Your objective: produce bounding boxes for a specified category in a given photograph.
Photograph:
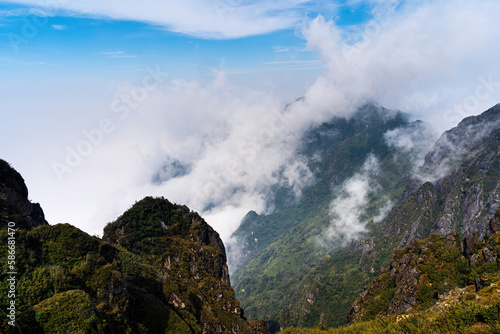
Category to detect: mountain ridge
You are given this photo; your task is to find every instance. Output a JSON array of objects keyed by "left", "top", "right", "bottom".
[
  {"left": 230, "top": 103, "right": 500, "bottom": 330},
  {"left": 0, "top": 160, "right": 268, "bottom": 333}
]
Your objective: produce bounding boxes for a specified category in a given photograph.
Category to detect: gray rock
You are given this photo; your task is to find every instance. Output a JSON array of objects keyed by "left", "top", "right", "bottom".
[
  {"left": 475, "top": 278, "right": 483, "bottom": 292},
  {"left": 483, "top": 248, "right": 497, "bottom": 263},
  {"left": 463, "top": 232, "right": 479, "bottom": 258}
]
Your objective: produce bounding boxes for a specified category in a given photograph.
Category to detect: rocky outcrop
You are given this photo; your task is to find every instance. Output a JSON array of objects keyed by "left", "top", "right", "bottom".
[
  {"left": 103, "top": 196, "right": 269, "bottom": 333},
  {"left": 348, "top": 207, "right": 500, "bottom": 325},
  {"left": 383, "top": 104, "right": 500, "bottom": 253},
  {"left": 386, "top": 250, "right": 421, "bottom": 316},
  {"left": 348, "top": 233, "right": 463, "bottom": 324},
  {"left": 463, "top": 231, "right": 480, "bottom": 257},
  {"left": 0, "top": 159, "right": 48, "bottom": 229}
]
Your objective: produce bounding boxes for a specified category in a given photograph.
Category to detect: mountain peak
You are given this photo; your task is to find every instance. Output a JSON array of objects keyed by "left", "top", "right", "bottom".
[
  {"left": 0, "top": 159, "right": 48, "bottom": 230},
  {"left": 103, "top": 196, "right": 226, "bottom": 261},
  {"left": 421, "top": 103, "right": 500, "bottom": 178}
]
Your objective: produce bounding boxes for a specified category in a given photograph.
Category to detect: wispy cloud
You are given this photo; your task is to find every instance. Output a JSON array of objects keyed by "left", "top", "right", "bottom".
[
  {"left": 262, "top": 60, "right": 320, "bottom": 65},
  {"left": 3, "top": 0, "right": 317, "bottom": 39},
  {"left": 316, "top": 155, "right": 392, "bottom": 249},
  {"left": 272, "top": 46, "right": 292, "bottom": 53},
  {"left": 0, "top": 7, "right": 36, "bottom": 17},
  {"left": 51, "top": 24, "right": 67, "bottom": 30},
  {"left": 0, "top": 57, "right": 53, "bottom": 66},
  {"left": 100, "top": 51, "right": 138, "bottom": 58}
]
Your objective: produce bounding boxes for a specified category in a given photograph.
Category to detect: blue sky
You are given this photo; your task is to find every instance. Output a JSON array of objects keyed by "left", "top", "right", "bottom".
[
  {"left": 1, "top": 0, "right": 500, "bottom": 241},
  {"left": 0, "top": 1, "right": 377, "bottom": 84}
]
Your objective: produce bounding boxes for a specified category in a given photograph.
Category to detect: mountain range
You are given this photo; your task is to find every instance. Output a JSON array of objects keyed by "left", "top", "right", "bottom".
[
  {"left": 0, "top": 159, "right": 267, "bottom": 333},
  {"left": 1, "top": 102, "right": 500, "bottom": 333},
  {"left": 230, "top": 102, "right": 500, "bottom": 331}
]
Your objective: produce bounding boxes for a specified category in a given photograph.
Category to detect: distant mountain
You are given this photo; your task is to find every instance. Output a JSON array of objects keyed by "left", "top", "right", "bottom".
[
  {"left": 230, "top": 103, "right": 500, "bottom": 330},
  {"left": 229, "top": 103, "right": 419, "bottom": 268},
  {"left": 230, "top": 103, "right": 436, "bottom": 329},
  {"left": 376, "top": 103, "right": 500, "bottom": 255},
  {"left": 0, "top": 160, "right": 268, "bottom": 333}
]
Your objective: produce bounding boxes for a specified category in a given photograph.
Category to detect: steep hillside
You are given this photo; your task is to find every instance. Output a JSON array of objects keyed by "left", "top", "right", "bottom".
[
  {"left": 282, "top": 223, "right": 500, "bottom": 334},
  {"left": 230, "top": 103, "right": 500, "bottom": 330},
  {"left": 230, "top": 104, "right": 415, "bottom": 268},
  {"left": 385, "top": 103, "right": 500, "bottom": 249},
  {"left": 0, "top": 161, "right": 267, "bottom": 333},
  {"left": 230, "top": 104, "right": 434, "bottom": 329}
]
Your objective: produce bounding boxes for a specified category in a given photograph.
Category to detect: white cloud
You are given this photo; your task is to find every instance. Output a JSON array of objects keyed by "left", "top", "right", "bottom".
[
  {"left": 384, "top": 120, "right": 438, "bottom": 173},
  {"left": 303, "top": 0, "right": 500, "bottom": 132},
  {"left": 100, "top": 51, "right": 138, "bottom": 58},
  {"left": 51, "top": 24, "right": 67, "bottom": 30},
  {"left": 5, "top": 0, "right": 314, "bottom": 39},
  {"left": 321, "top": 155, "right": 388, "bottom": 245}
]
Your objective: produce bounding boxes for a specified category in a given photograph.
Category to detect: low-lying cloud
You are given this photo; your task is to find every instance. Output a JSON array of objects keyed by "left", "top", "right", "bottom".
[
  {"left": 384, "top": 120, "right": 438, "bottom": 174},
  {"left": 320, "top": 155, "right": 390, "bottom": 246}
]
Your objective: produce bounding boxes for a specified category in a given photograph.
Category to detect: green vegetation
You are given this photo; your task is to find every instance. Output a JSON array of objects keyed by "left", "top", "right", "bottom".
[
  {"left": 0, "top": 197, "right": 266, "bottom": 333},
  {"left": 281, "top": 298, "right": 500, "bottom": 334},
  {"left": 232, "top": 106, "right": 418, "bottom": 327},
  {"left": 282, "top": 230, "right": 500, "bottom": 334},
  {"left": 233, "top": 104, "right": 500, "bottom": 330},
  {"left": 34, "top": 289, "right": 104, "bottom": 334}
]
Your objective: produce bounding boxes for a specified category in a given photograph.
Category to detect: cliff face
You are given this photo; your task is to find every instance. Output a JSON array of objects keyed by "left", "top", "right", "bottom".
[
  {"left": 0, "top": 159, "right": 47, "bottom": 229},
  {"left": 390, "top": 104, "right": 500, "bottom": 247},
  {"left": 102, "top": 197, "right": 267, "bottom": 333},
  {"left": 0, "top": 160, "right": 268, "bottom": 333},
  {"left": 348, "top": 209, "right": 500, "bottom": 324}
]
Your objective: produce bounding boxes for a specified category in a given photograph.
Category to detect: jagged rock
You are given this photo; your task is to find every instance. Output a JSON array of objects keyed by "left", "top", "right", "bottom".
[
  {"left": 168, "top": 292, "right": 186, "bottom": 309},
  {"left": 463, "top": 232, "right": 479, "bottom": 258},
  {"left": 102, "top": 197, "right": 268, "bottom": 333},
  {"left": 483, "top": 247, "right": 497, "bottom": 263},
  {"left": 445, "top": 234, "right": 459, "bottom": 248},
  {"left": 486, "top": 210, "right": 500, "bottom": 238},
  {"left": 0, "top": 159, "right": 48, "bottom": 230},
  {"left": 348, "top": 232, "right": 464, "bottom": 324},
  {"left": 359, "top": 238, "right": 376, "bottom": 265},
  {"left": 475, "top": 278, "right": 484, "bottom": 292},
  {"left": 388, "top": 265, "right": 420, "bottom": 316},
  {"left": 470, "top": 253, "right": 481, "bottom": 267}
]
